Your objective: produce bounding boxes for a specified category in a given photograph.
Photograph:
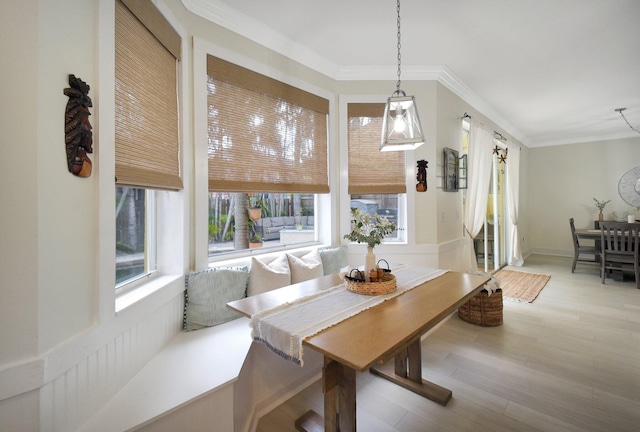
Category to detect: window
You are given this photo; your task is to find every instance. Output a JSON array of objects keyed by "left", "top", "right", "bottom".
[
  {"left": 347, "top": 103, "right": 406, "bottom": 242},
  {"left": 206, "top": 56, "right": 328, "bottom": 254},
  {"left": 116, "top": 187, "right": 156, "bottom": 285},
  {"left": 208, "top": 192, "right": 315, "bottom": 255},
  {"left": 115, "top": 0, "right": 181, "bottom": 286}
]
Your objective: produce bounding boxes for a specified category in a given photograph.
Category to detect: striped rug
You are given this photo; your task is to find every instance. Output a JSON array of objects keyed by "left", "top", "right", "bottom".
[{"left": 494, "top": 269, "right": 550, "bottom": 303}]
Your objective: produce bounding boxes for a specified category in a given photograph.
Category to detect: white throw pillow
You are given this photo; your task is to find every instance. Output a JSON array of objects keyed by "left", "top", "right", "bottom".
[
  {"left": 287, "top": 250, "right": 324, "bottom": 284},
  {"left": 248, "top": 255, "right": 291, "bottom": 296}
]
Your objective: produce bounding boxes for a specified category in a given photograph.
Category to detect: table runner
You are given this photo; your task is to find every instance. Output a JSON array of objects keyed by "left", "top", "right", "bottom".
[{"left": 250, "top": 265, "right": 447, "bottom": 366}]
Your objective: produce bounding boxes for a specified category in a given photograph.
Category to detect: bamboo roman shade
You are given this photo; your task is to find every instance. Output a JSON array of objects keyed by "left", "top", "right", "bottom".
[
  {"left": 206, "top": 55, "right": 329, "bottom": 193},
  {"left": 348, "top": 103, "right": 406, "bottom": 194},
  {"left": 115, "top": 0, "right": 182, "bottom": 190}
]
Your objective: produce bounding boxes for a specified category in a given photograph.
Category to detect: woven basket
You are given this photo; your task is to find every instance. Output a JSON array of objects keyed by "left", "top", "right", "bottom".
[
  {"left": 345, "top": 272, "right": 397, "bottom": 296},
  {"left": 458, "top": 288, "right": 503, "bottom": 327}
]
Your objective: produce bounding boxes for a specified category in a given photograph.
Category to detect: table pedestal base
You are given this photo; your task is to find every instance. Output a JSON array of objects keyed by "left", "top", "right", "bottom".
[
  {"left": 296, "top": 358, "right": 356, "bottom": 432},
  {"left": 369, "top": 339, "right": 452, "bottom": 406}
]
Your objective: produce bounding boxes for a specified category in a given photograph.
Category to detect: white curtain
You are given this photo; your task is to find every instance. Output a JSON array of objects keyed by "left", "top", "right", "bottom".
[
  {"left": 462, "top": 123, "right": 495, "bottom": 273},
  {"left": 506, "top": 143, "right": 523, "bottom": 265}
]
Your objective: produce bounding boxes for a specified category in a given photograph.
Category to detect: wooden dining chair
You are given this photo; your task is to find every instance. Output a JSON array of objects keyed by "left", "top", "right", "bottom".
[
  {"left": 569, "top": 218, "right": 598, "bottom": 273},
  {"left": 600, "top": 222, "right": 640, "bottom": 288}
]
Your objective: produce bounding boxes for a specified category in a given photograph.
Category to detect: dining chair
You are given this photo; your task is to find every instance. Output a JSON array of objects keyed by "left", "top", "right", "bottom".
[
  {"left": 600, "top": 222, "right": 640, "bottom": 288},
  {"left": 569, "top": 218, "right": 598, "bottom": 273}
]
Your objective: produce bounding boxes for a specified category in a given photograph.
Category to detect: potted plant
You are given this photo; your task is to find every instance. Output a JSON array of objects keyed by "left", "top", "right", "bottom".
[
  {"left": 344, "top": 208, "right": 397, "bottom": 281},
  {"left": 248, "top": 219, "right": 263, "bottom": 248},
  {"left": 249, "top": 233, "right": 263, "bottom": 248},
  {"left": 593, "top": 197, "right": 611, "bottom": 221},
  {"left": 247, "top": 195, "right": 265, "bottom": 221}
]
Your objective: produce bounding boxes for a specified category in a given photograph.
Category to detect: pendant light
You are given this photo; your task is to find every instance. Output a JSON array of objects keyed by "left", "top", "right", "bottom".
[{"left": 380, "top": 0, "right": 425, "bottom": 152}]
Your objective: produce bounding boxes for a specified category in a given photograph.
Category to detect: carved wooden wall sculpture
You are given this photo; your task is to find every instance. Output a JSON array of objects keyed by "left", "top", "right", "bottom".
[{"left": 64, "top": 74, "right": 93, "bottom": 177}]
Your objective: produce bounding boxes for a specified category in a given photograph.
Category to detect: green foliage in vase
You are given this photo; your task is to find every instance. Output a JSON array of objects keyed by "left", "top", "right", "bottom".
[{"left": 343, "top": 208, "right": 397, "bottom": 248}]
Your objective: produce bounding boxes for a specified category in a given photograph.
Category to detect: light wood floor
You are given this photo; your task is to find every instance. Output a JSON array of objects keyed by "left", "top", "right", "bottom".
[{"left": 257, "top": 255, "right": 640, "bottom": 432}]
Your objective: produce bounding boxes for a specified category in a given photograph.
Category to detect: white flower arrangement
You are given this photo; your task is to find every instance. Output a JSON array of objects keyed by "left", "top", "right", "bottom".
[{"left": 344, "top": 208, "right": 397, "bottom": 248}]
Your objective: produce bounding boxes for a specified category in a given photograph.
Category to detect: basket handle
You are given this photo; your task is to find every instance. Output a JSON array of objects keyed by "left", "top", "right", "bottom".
[
  {"left": 377, "top": 259, "right": 391, "bottom": 272},
  {"left": 347, "top": 268, "right": 365, "bottom": 282}
]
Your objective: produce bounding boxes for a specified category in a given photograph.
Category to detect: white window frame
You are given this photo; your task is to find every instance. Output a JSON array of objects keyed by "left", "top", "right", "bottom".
[
  {"left": 193, "top": 38, "right": 337, "bottom": 268},
  {"left": 340, "top": 95, "right": 410, "bottom": 248},
  {"left": 97, "top": 0, "right": 187, "bottom": 316}
]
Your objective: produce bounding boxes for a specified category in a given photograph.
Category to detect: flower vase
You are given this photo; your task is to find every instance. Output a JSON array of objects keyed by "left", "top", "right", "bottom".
[
  {"left": 598, "top": 211, "right": 603, "bottom": 222},
  {"left": 364, "top": 246, "right": 376, "bottom": 282}
]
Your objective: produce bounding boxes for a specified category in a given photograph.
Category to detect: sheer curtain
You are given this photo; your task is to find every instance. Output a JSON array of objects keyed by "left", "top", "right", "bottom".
[
  {"left": 506, "top": 143, "right": 523, "bottom": 265},
  {"left": 462, "top": 123, "right": 494, "bottom": 273}
]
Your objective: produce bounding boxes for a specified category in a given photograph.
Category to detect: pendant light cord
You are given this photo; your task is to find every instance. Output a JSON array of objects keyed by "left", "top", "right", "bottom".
[
  {"left": 616, "top": 108, "right": 640, "bottom": 134},
  {"left": 396, "top": 0, "right": 402, "bottom": 93}
]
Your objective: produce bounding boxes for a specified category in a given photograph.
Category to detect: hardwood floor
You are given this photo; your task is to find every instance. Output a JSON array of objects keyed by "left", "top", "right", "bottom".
[{"left": 257, "top": 255, "right": 640, "bottom": 432}]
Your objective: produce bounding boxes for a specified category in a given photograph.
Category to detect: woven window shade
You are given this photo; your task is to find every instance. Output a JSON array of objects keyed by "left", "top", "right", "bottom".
[
  {"left": 115, "top": 0, "right": 182, "bottom": 190},
  {"left": 206, "top": 56, "right": 329, "bottom": 193},
  {"left": 348, "top": 103, "right": 406, "bottom": 194}
]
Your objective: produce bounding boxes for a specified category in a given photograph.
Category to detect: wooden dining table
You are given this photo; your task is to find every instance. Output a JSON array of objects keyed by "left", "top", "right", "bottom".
[
  {"left": 228, "top": 268, "right": 490, "bottom": 432},
  {"left": 575, "top": 227, "right": 639, "bottom": 281}
]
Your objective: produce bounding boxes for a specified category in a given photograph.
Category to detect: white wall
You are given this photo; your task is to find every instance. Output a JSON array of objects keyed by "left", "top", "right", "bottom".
[{"left": 528, "top": 137, "right": 640, "bottom": 255}]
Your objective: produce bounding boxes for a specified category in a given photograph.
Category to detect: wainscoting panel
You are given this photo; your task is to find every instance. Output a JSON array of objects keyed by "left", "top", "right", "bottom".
[{"left": 39, "top": 295, "right": 184, "bottom": 432}]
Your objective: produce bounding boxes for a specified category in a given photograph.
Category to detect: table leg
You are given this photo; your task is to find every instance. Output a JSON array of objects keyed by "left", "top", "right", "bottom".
[
  {"left": 295, "top": 357, "right": 356, "bottom": 432},
  {"left": 370, "top": 339, "right": 452, "bottom": 406}
]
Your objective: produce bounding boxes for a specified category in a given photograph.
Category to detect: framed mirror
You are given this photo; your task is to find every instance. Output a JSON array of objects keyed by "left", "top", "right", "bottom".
[{"left": 443, "top": 147, "right": 459, "bottom": 192}]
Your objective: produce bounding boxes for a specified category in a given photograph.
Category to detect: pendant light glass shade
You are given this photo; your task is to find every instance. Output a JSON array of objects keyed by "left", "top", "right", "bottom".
[
  {"left": 380, "top": 90, "right": 425, "bottom": 152},
  {"left": 380, "top": 0, "right": 425, "bottom": 152}
]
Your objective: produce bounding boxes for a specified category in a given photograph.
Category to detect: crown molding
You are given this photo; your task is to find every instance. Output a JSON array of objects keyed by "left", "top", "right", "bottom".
[
  {"left": 181, "top": 0, "right": 340, "bottom": 78},
  {"left": 182, "top": 0, "right": 529, "bottom": 146},
  {"left": 527, "top": 131, "right": 640, "bottom": 148}
]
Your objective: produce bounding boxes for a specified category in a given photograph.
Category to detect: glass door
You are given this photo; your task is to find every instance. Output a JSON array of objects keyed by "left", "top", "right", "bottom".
[
  {"left": 461, "top": 122, "right": 507, "bottom": 272},
  {"left": 482, "top": 141, "right": 507, "bottom": 272}
]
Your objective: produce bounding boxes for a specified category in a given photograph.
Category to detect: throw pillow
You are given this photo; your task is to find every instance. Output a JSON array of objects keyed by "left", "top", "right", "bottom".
[
  {"left": 287, "top": 250, "right": 324, "bottom": 284},
  {"left": 183, "top": 266, "right": 249, "bottom": 332},
  {"left": 318, "top": 245, "right": 348, "bottom": 275},
  {"left": 247, "top": 255, "right": 291, "bottom": 296}
]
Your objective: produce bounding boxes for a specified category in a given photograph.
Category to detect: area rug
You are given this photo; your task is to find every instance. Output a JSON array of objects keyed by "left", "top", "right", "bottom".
[{"left": 494, "top": 269, "right": 550, "bottom": 303}]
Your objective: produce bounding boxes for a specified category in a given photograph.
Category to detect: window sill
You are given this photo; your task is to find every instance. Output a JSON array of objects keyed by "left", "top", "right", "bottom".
[{"left": 116, "top": 274, "right": 183, "bottom": 314}]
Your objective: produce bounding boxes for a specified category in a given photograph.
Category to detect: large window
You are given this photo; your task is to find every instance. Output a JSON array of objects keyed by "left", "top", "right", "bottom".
[
  {"left": 115, "top": 0, "right": 181, "bottom": 286},
  {"left": 206, "top": 56, "right": 328, "bottom": 255},
  {"left": 208, "top": 192, "right": 315, "bottom": 255},
  {"left": 347, "top": 103, "right": 406, "bottom": 242}
]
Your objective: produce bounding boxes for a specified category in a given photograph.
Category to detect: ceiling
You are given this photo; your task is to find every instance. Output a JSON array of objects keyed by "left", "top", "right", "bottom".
[{"left": 183, "top": 0, "right": 640, "bottom": 147}]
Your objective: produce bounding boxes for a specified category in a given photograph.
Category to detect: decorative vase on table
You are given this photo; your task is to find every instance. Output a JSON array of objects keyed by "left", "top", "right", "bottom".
[
  {"left": 598, "top": 211, "right": 603, "bottom": 222},
  {"left": 364, "top": 247, "right": 376, "bottom": 283}
]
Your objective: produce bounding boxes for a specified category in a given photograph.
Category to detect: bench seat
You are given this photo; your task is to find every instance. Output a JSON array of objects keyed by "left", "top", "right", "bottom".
[{"left": 77, "top": 317, "right": 252, "bottom": 432}]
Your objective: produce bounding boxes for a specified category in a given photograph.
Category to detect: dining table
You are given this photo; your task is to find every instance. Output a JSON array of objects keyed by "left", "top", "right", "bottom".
[
  {"left": 227, "top": 266, "right": 490, "bottom": 432},
  {"left": 575, "top": 226, "right": 640, "bottom": 282}
]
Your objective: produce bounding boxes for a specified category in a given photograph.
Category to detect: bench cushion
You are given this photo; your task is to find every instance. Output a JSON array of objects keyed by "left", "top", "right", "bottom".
[{"left": 184, "top": 266, "right": 249, "bottom": 331}]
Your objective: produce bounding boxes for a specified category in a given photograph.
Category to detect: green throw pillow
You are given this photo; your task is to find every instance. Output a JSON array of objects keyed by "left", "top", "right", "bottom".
[
  {"left": 183, "top": 266, "right": 249, "bottom": 331},
  {"left": 318, "top": 246, "right": 348, "bottom": 276}
]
